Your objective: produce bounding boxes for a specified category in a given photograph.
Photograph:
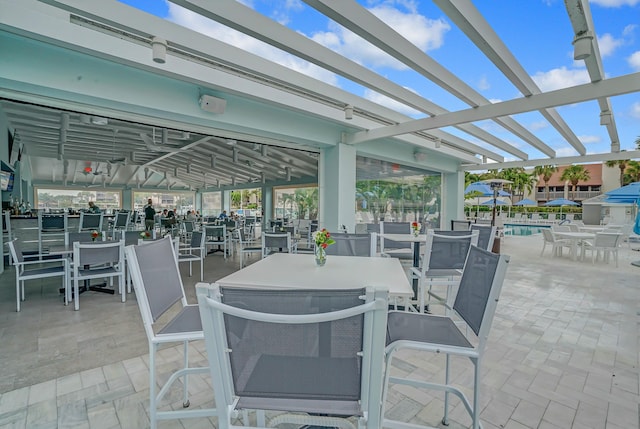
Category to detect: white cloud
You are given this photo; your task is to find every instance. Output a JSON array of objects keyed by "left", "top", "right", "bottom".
[
  {"left": 531, "top": 67, "right": 591, "bottom": 91},
  {"left": 590, "top": 0, "right": 640, "bottom": 6},
  {"left": 628, "top": 51, "right": 640, "bottom": 70},
  {"left": 630, "top": 102, "right": 640, "bottom": 118},
  {"left": 310, "top": 4, "right": 450, "bottom": 70},
  {"left": 477, "top": 75, "right": 490, "bottom": 91},
  {"left": 529, "top": 121, "right": 549, "bottom": 131},
  {"left": 622, "top": 24, "right": 637, "bottom": 37},
  {"left": 578, "top": 135, "right": 602, "bottom": 144},
  {"left": 597, "top": 33, "right": 624, "bottom": 57},
  {"left": 363, "top": 89, "right": 423, "bottom": 117},
  {"left": 556, "top": 147, "right": 580, "bottom": 157},
  {"left": 166, "top": 3, "right": 338, "bottom": 85}
]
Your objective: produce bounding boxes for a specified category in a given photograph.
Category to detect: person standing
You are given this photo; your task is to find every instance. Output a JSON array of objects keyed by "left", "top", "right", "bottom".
[{"left": 144, "top": 198, "right": 156, "bottom": 231}]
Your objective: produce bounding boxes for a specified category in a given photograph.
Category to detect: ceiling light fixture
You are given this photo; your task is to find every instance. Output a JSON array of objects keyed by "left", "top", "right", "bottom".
[
  {"left": 151, "top": 36, "right": 167, "bottom": 64},
  {"left": 344, "top": 104, "right": 354, "bottom": 120},
  {"left": 232, "top": 148, "right": 238, "bottom": 163},
  {"left": 162, "top": 128, "right": 169, "bottom": 145},
  {"left": 434, "top": 138, "right": 441, "bottom": 148},
  {"left": 261, "top": 145, "right": 268, "bottom": 157},
  {"left": 285, "top": 167, "right": 291, "bottom": 182},
  {"left": 572, "top": 30, "right": 593, "bottom": 60},
  {"left": 261, "top": 172, "right": 265, "bottom": 184},
  {"left": 186, "top": 163, "right": 192, "bottom": 174},
  {"left": 211, "top": 154, "right": 216, "bottom": 169}
]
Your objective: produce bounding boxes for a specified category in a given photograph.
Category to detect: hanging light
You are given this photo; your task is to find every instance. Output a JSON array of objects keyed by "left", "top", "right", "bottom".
[
  {"left": 232, "top": 148, "right": 238, "bottom": 163},
  {"left": 572, "top": 31, "right": 593, "bottom": 60},
  {"left": 344, "top": 104, "right": 354, "bottom": 120}
]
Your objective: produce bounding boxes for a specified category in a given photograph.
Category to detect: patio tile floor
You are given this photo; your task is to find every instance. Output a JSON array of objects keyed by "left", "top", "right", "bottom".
[{"left": 0, "top": 233, "right": 638, "bottom": 428}]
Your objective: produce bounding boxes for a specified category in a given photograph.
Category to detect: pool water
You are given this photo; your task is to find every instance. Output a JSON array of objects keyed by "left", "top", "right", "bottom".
[{"left": 504, "top": 224, "right": 550, "bottom": 236}]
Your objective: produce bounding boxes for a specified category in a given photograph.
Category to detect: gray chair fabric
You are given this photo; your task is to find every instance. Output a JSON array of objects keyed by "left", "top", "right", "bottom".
[
  {"left": 8, "top": 238, "right": 68, "bottom": 312},
  {"left": 124, "top": 236, "right": 214, "bottom": 428},
  {"left": 325, "top": 232, "right": 374, "bottom": 257},
  {"left": 175, "top": 231, "right": 206, "bottom": 281},
  {"left": 262, "top": 232, "right": 292, "bottom": 257},
  {"left": 236, "top": 228, "right": 262, "bottom": 268},
  {"left": 38, "top": 212, "right": 68, "bottom": 258},
  {"left": 379, "top": 222, "right": 412, "bottom": 260},
  {"left": 78, "top": 212, "right": 103, "bottom": 232},
  {"left": 384, "top": 245, "right": 509, "bottom": 429},
  {"left": 470, "top": 224, "right": 497, "bottom": 252},
  {"left": 205, "top": 225, "right": 229, "bottom": 258},
  {"left": 196, "top": 284, "right": 389, "bottom": 429}
]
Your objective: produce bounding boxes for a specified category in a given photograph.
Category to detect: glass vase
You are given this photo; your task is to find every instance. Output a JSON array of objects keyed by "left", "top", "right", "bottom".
[{"left": 315, "top": 246, "right": 327, "bottom": 266}]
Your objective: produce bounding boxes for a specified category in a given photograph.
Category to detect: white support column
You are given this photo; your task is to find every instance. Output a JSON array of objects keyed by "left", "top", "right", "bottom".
[
  {"left": 319, "top": 143, "right": 356, "bottom": 233},
  {"left": 441, "top": 171, "right": 465, "bottom": 230}
]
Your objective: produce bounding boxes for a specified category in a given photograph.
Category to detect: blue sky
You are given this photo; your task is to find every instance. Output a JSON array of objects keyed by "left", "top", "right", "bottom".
[{"left": 119, "top": 0, "right": 640, "bottom": 162}]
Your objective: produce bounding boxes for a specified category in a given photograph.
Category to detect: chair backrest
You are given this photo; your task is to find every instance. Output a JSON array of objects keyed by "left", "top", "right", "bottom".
[
  {"left": 196, "top": 284, "right": 388, "bottom": 422},
  {"left": 124, "top": 237, "right": 187, "bottom": 328},
  {"left": 262, "top": 232, "right": 291, "bottom": 256},
  {"left": 78, "top": 212, "right": 103, "bottom": 231},
  {"left": 567, "top": 223, "right": 580, "bottom": 232},
  {"left": 470, "top": 224, "right": 496, "bottom": 251},
  {"left": 114, "top": 211, "right": 130, "bottom": 228},
  {"left": 66, "top": 231, "right": 97, "bottom": 246},
  {"left": 451, "top": 220, "right": 471, "bottom": 231},
  {"left": 113, "top": 230, "right": 144, "bottom": 247},
  {"left": 182, "top": 220, "right": 195, "bottom": 233},
  {"left": 205, "top": 225, "right": 226, "bottom": 239},
  {"left": 552, "top": 224, "right": 571, "bottom": 232},
  {"left": 325, "top": 232, "right": 376, "bottom": 257},
  {"left": 7, "top": 238, "right": 24, "bottom": 264},
  {"left": 190, "top": 231, "right": 205, "bottom": 249},
  {"left": 594, "top": 232, "right": 621, "bottom": 248},
  {"left": 452, "top": 246, "right": 509, "bottom": 350},
  {"left": 274, "top": 225, "right": 295, "bottom": 236},
  {"left": 422, "top": 229, "right": 479, "bottom": 272},
  {"left": 39, "top": 212, "right": 67, "bottom": 232},
  {"left": 541, "top": 228, "right": 555, "bottom": 243},
  {"left": 380, "top": 221, "right": 411, "bottom": 249},
  {"left": 74, "top": 239, "right": 123, "bottom": 267}
]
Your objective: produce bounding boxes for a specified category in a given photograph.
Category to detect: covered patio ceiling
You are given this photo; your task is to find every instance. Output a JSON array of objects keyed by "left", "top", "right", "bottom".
[{"left": 1, "top": 0, "right": 640, "bottom": 191}]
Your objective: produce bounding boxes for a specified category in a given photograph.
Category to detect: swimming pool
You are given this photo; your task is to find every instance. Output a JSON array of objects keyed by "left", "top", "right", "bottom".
[{"left": 504, "top": 224, "right": 550, "bottom": 236}]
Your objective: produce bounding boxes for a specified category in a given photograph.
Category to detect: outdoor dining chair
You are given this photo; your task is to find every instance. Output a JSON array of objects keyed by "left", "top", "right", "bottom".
[
  {"left": 262, "top": 231, "right": 293, "bottom": 257},
  {"left": 540, "top": 228, "right": 571, "bottom": 257},
  {"left": 174, "top": 230, "right": 206, "bottom": 281},
  {"left": 411, "top": 229, "right": 478, "bottom": 313},
  {"left": 196, "top": 284, "right": 388, "bottom": 429},
  {"left": 235, "top": 228, "right": 262, "bottom": 268},
  {"left": 470, "top": 224, "right": 496, "bottom": 252},
  {"left": 78, "top": 212, "right": 103, "bottom": 232},
  {"left": 582, "top": 232, "right": 622, "bottom": 267},
  {"left": 7, "top": 238, "right": 69, "bottom": 312},
  {"left": 325, "top": 231, "right": 377, "bottom": 257},
  {"left": 383, "top": 245, "right": 510, "bottom": 429},
  {"left": 125, "top": 236, "right": 216, "bottom": 429},
  {"left": 38, "top": 211, "right": 67, "bottom": 259},
  {"left": 379, "top": 221, "right": 412, "bottom": 260},
  {"left": 205, "top": 224, "right": 229, "bottom": 258},
  {"left": 71, "top": 238, "right": 125, "bottom": 310}
]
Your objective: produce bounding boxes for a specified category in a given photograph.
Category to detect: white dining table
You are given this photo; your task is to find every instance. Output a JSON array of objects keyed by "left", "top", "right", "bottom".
[
  {"left": 552, "top": 231, "right": 595, "bottom": 261},
  {"left": 215, "top": 252, "right": 413, "bottom": 300}
]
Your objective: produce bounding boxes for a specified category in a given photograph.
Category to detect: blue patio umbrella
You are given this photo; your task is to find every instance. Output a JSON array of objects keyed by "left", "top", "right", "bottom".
[
  {"left": 544, "top": 198, "right": 579, "bottom": 207},
  {"left": 480, "top": 199, "right": 509, "bottom": 206},
  {"left": 514, "top": 198, "right": 537, "bottom": 206},
  {"left": 605, "top": 182, "right": 640, "bottom": 200},
  {"left": 635, "top": 199, "right": 640, "bottom": 236},
  {"left": 464, "top": 182, "right": 511, "bottom": 197}
]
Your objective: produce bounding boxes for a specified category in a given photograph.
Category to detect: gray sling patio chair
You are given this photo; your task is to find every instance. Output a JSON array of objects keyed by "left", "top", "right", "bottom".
[
  {"left": 379, "top": 221, "right": 412, "bottom": 260},
  {"left": 78, "top": 212, "right": 103, "bottom": 232},
  {"left": 71, "top": 238, "right": 125, "bottom": 310},
  {"left": 470, "top": 224, "right": 497, "bottom": 252},
  {"left": 235, "top": 228, "right": 263, "bottom": 268},
  {"left": 196, "top": 284, "right": 388, "bottom": 429},
  {"left": 124, "top": 236, "right": 216, "bottom": 429},
  {"left": 325, "top": 232, "right": 377, "bottom": 257},
  {"left": 7, "top": 238, "right": 69, "bottom": 312},
  {"left": 383, "top": 245, "right": 510, "bottom": 429},
  {"left": 174, "top": 230, "right": 206, "bottom": 281},
  {"left": 410, "top": 229, "right": 479, "bottom": 313},
  {"left": 262, "top": 231, "right": 293, "bottom": 257}
]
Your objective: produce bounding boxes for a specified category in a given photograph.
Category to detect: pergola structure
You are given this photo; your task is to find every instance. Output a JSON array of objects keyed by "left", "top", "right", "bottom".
[{"left": 1, "top": 0, "right": 639, "bottom": 230}]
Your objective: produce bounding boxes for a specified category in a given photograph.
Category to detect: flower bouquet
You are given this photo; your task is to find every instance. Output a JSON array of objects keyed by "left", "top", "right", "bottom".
[
  {"left": 312, "top": 228, "right": 335, "bottom": 266},
  {"left": 90, "top": 230, "right": 102, "bottom": 241},
  {"left": 411, "top": 221, "right": 421, "bottom": 237},
  {"left": 140, "top": 231, "right": 152, "bottom": 240}
]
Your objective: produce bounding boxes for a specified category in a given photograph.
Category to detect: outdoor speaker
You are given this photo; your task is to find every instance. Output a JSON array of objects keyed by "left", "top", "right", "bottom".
[{"left": 199, "top": 95, "right": 227, "bottom": 114}]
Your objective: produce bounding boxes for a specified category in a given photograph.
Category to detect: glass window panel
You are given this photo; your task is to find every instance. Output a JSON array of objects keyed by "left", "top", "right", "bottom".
[{"left": 35, "top": 187, "right": 122, "bottom": 213}]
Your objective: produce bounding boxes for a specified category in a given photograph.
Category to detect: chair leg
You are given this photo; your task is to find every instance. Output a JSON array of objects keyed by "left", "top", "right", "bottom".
[
  {"left": 472, "top": 358, "right": 480, "bottom": 429},
  {"left": 15, "top": 273, "right": 20, "bottom": 312},
  {"left": 150, "top": 342, "right": 157, "bottom": 429},
  {"left": 443, "top": 353, "right": 450, "bottom": 426},
  {"left": 74, "top": 278, "right": 80, "bottom": 311},
  {"left": 120, "top": 274, "right": 126, "bottom": 303},
  {"left": 182, "top": 341, "right": 190, "bottom": 408}
]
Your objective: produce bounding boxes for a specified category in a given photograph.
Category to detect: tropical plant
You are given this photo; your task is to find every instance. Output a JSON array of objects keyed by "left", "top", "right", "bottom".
[
  {"left": 533, "top": 165, "right": 558, "bottom": 201},
  {"left": 624, "top": 160, "right": 640, "bottom": 183},
  {"left": 605, "top": 155, "right": 629, "bottom": 187},
  {"left": 635, "top": 136, "right": 640, "bottom": 150},
  {"left": 560, "top": 165, "right": 590, "bottom": 200},
  {"left": 500, "top": 167, "right": 535, "bottom": 201}
]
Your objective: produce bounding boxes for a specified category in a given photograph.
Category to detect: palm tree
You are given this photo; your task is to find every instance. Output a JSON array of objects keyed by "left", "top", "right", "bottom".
[
  {"left": 533, "top": 165, "right": 558, "bottom": 201},
  {"left": 624, "top": 160, "right": 640, "bottom": 183},
  {"left": 605, "top": 156, "right": 629, "bottom": 187},
  {"left": 560, "top": 165, "right": 590, "bottom": 200},
  {"left": 635, "top": 136, "right": 640, "bottom": 150}
]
